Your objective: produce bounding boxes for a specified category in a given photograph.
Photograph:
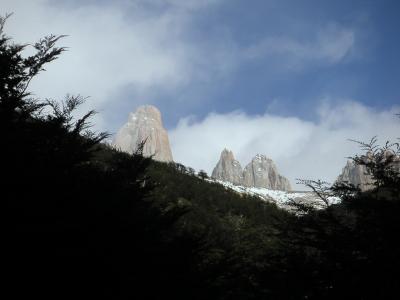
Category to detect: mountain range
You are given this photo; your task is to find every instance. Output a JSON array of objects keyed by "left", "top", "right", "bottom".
[
  {"left": 212, "top": 149, "right": 292, "bottom": 191},
  {"left": 113, "top": 105, "right": 387, "bottom": 193}
]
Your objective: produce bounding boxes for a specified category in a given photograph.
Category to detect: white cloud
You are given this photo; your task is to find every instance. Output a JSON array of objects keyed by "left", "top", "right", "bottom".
[
  {"left": 1, "top": 0, "right": 228, "bottom": 129},
  {"left": 4, "top": 0, "right": 191, "bottom": 93},
  {"left": 1, "top": 0, "right": 362, "bottom": 137},
  {"left": 244, "top": 24, "right": 355, "bottom": 69},
  {"left": 169, "top": 101, "right": 399, "bottom": 190},
  {"left": 2, "top": 1, "right": 357, "bottom": 115}
]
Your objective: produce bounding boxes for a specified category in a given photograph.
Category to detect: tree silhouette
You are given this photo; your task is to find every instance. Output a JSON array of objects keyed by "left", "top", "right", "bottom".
[
  {"left": 198, "top": 169, "right": 209, "bottom": 180},
  {"left": 1, "top": 15, "right": 190, "bottom": 299},
  {"left": 288, "top": 119, "right": 400, "bottom": 299}
]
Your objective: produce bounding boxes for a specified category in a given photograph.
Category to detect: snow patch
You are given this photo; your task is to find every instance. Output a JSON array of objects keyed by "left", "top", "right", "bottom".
[{"left": 207, "top": 179, "right": 340, "bottom": 211}]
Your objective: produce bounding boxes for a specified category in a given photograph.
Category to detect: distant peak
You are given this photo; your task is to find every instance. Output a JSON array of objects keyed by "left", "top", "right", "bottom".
[
  {"left": 212, "top": 148, "right": 243, "bottom": 185},
  {"left": 113, "top": 104, "right": 173, "bottom": 162},
  {"left": 130, "top": 105, "right": 162, "bottom": 125},
  {"left": 220, "top": 148, "right": 236, "bottom": 160},
  {"left": 253, "top": 154, "right": 271, "bottom": 161},
  {"left": 136, "top": 104, "right": 161, "bottom": 113},
  {"left": 222, "top": 148, "right": 233, "bottom": 154}
]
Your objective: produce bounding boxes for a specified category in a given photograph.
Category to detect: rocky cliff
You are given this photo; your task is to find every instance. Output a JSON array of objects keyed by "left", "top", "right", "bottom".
[
  {"left": 212, "top": 149, "right": 291, "bottom": 191},
  {"left": 336, "top": 160, "right": 374, "bottom": 191},
  {"left": 242, "top": 154, "right": 292, "bottom": 191},
  {"left": 336, "top": 150, "right": 400, "bottom": 191},
  {"left": 211, "top": 149, "right": 243, "bottom": 185},
  {"left": 113, "top": 105, "right": 173, "bottom": 162}
]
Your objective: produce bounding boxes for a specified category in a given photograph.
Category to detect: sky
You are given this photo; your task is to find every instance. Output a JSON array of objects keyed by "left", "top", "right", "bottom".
[{"left": 2, "top": 0, "right": 399, "bottom": 189}]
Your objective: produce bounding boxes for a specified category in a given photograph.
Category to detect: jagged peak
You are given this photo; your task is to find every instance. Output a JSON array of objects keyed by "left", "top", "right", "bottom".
[
  {"left": 113, "top": 104, "right": 173, "bottom": 162},
  {"left": 212, "top": 148, "right": 243, "bottom": 185},
  {"left": 221, "top": 148, "right": 229, "bottom": 152},
  {"left": 136, "top": 104, "right": 161, "bottom": 113},
  {"left": 213, "top": 148, "right": 291, "bottom": 191},
  {"left": 252, "top": 154, "right": 272, "bottom": 162},
  {"left": 221, "top": 148, "right": 233, "bottom": 154},
  {"left": 128, "top": 105, "right": 162, "bottom": 124},
  {"left": 219, "top": 148, "right": 238, "bottom": 161}
]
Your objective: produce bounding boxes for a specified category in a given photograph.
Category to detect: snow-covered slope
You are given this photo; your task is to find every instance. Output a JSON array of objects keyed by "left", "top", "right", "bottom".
[{"left": 209, "top": 179, "right": 340, "bottom": 211}]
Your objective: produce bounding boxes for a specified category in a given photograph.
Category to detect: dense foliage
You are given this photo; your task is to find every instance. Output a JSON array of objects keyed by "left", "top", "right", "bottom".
[{"left": 2, "top": 15, "right": 399, "bottom": 299}]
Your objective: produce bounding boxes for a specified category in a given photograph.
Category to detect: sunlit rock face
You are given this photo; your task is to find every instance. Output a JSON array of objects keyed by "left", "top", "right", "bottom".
[
  {"left": 336, "top": 150, "right": 400, "bottom": 192},
  {"left": 336, "top": 160, "right": 374, "bottom": 191},
  {"left": 212, "top": 150, "right": 291, "bottom": 191},
  {"left": 113, "top": 105, "right": 173, "bottom": 162},
  {"left": 243, "top": 154, "right": 292, "bottom": 191},
  {"left": 212, "top": 149, "right": 244, "bottom": 185}
]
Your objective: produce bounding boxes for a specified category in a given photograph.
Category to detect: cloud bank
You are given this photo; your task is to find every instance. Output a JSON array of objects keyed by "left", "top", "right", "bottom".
[
  {"left": 1, "top": 0, "right": 230, "bottom": 129},
  {"left": 169, "top": 101, "right": 399, "bottom": 190},
  {"left": 1, "top": 0, "right": 360, "bottom": 131}
]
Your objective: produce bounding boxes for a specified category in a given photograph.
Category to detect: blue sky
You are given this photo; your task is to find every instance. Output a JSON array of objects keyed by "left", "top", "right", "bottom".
[
  {"left": 97, "top": 0, "right": 400, "bottom": 128},
  {"left": 195, "top": 0, "right": 398, "bottom": 119},
  {"left": 2, "top": 0, "right": 399, "bottom": 187}
]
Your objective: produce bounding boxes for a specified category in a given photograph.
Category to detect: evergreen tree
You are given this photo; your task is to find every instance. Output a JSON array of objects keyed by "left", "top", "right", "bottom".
[
  {"left": 198, "top": 170, "right": 209, "bottom": 180},
  {"left": 1, "top": 14, "right": 190, "bottom": 299},
  {"left": 286, "top": 123, "right": 400, "bottom": 299}
]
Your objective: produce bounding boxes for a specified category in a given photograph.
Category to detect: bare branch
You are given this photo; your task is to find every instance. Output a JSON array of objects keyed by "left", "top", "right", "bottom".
[{"left": 0, "top": 13, "right": 13, "bottom": 34}]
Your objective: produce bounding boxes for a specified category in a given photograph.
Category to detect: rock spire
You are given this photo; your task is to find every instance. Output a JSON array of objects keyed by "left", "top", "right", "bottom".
[
  {"left": 242, "top": 154, "right": 292, "bottom": 191},
  {"left": 113, "top": 105, "right": 173, "bottom": 162},
  {"left": 211, "top": 149, "right": 243, "bottom": 185},
  {"left": 336, "top": 160, "right": 374, "bottom": 191},
  {"left": 336, "top": 150, "right": 400, "bottom": 191},
  {"left": 212, "top": 149, "right": 291, "bottom": 191}
]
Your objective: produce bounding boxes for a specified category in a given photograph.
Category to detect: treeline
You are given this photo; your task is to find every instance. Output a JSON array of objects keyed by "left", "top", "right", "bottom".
[{"left": 2, "top": 15, "right": 400, "bottom": 299}]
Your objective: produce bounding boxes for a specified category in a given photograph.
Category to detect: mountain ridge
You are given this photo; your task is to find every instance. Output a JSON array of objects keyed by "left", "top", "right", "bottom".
[{"left": 212, "top": 149, "right": 292, "bottom": 191}]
